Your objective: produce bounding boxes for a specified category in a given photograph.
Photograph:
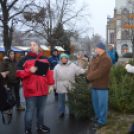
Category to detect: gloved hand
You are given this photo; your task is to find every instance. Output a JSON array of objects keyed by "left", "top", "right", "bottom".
[
  {"left": 49, "top": 86, "right": 54, "bottom": 94},
  {"left": 125, "top": 64, "right": 134, "bottom": 73},
  {"left": 125, "top": 64, "right": 132, "bottom": 70},
  {"left": 85, "top": 76, "right": 90, "bottom": 83}
]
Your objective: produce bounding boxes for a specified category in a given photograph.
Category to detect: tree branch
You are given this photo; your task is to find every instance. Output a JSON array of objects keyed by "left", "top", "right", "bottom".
[
  {"left": 7, "top": 0, "right": 18, "bottom": 12},
  {"left": 62, "top": 6, "right": 85, "bottom": 24},
  {"left": 8, "top": 4, "right": 30, "bottom": 20}
]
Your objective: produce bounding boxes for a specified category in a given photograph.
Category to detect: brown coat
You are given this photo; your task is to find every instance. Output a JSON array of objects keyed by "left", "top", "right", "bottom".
[{"left": 87, "top": 51, "right": 112, "bottom": 89}]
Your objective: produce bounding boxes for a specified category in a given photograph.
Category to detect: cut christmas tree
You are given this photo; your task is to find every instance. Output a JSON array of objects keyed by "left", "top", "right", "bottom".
[{"left": 65, "top": 75, "right": 94, "bottom": 117}]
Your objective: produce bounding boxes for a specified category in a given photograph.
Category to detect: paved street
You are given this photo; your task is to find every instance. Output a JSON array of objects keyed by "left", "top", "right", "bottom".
[{"left": 0, "top": 87, "right": 95, "bottom": 134}]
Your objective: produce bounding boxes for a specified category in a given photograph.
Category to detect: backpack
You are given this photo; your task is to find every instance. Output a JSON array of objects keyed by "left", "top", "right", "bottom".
[{"left": 0, "top": 87, "right": 16, "bottom": 125}]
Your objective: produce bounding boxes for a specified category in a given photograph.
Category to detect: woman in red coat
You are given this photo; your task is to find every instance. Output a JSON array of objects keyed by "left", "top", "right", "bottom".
[{"left": 17, "top": 38, "right": 55, "bottom": 134}]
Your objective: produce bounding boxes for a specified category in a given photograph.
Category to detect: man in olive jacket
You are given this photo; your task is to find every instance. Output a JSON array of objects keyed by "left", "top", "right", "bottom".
[
  {"left": 86, "top": 42, "right": 112, "bottom": 128},
  {"left": 0, "top": 50, "right": 25, "bottom": 114}
]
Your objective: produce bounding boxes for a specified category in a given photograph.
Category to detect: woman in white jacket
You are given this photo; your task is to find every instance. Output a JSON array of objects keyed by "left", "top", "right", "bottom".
[{"left": 54, "top": 53, "right": 85, "bottom": 117}]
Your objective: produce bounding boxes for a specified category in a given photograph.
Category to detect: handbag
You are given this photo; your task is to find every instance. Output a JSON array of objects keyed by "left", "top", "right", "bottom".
[{"left": 0, "top": 88, "right": 16, "bottom": 125}]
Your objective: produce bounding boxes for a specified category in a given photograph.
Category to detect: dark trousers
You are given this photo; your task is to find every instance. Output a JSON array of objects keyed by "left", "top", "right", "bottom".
[
  {"left": 54, "top": 89, "right": 58, "bottom": 97},
  {"left": 7, "top": 82, "right": 20, "bottom": 107}
]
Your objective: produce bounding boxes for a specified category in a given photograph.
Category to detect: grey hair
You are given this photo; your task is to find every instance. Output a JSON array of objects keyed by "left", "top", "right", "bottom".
[{"left": 77, "top": 51, "right": 84, "bottom": 58}]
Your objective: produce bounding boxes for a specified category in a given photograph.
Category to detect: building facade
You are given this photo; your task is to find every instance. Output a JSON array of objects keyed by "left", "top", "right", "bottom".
[{"left": 107, "top": 0, "right": 134, "bottom": 56}]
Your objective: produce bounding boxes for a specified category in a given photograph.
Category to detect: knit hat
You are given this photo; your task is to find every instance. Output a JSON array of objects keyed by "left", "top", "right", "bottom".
[
  {"left": 52, "top": 48, "right": 58, "bottom": 52},
  {"left": 60, "top": 53, "right": 69, "bottom": 60},
  {"left": 7, "top": 50, "right": 15, "bottom": 57},
  {"left": 30, "top": 38, "right": 40, "bottom": 48},
  {"left": 95, "top": 42, "right": 106, "bottom": 50}
]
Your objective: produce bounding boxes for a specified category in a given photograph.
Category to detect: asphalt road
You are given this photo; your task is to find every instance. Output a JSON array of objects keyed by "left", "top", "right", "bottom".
[{"left": 0, "top": 87, "right": 94, "bottom": 134}]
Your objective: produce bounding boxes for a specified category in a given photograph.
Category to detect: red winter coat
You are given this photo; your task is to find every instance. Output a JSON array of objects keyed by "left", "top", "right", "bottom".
[{"left": 16, "top": 51, "right": 55, "bottom": 97}]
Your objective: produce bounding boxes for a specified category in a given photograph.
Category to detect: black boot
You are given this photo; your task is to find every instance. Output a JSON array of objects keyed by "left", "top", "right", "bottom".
[
  {"left": 25, "top": 129, "right": 32, "bottom": 134},
  {"left": 59, "top": 113, "right": 64, "bottom": 117},
  {"left": 128, "top": 130, "right": 134, "bottom": 134}
]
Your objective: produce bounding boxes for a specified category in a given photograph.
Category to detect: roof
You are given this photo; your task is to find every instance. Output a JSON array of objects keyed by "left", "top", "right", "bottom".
[
  {"left": 15, "top": 45, "right": 50, "bottom": 51},
  {"left": 0, "top": 46, "right": 24, "bottom": 53},
  {"left": 14, "top": 46, "right": 30, "bottom": 51},
  {"left": 40, "top": 45, "right": 50, "bottom": 51},
  {"left": 55, "top": 46, "right": 65, "bottom": 51}
]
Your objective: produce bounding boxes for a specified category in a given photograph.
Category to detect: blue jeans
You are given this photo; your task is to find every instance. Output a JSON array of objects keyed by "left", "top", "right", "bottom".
[
  {"left": 58, "top": 94, "right": 73, "bottom": 114},
  {"left": 58, "top": 94, "right": 66, "bottom": 114},
  {"left": 25, "top": 95, "right": 47, "bottom": 130},
  {"left": 92, "top": 88, "right": 108, "bottom": 125}
]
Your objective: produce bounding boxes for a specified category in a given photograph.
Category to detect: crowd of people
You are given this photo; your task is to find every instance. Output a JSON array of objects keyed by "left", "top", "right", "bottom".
[{"left": 0, "top": 39, "right": 125, "bottom": 134}]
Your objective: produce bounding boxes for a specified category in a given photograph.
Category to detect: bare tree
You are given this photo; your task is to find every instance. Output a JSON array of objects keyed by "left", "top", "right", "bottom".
[
  {"left": 73, "top": 33, "right": 104, "bottom": 56},
  {"left": 0, "top": 0, "right": 32, "bottom": 53},
  {"left": 23, "top": 0, "right": 90, "bottom": 50}
]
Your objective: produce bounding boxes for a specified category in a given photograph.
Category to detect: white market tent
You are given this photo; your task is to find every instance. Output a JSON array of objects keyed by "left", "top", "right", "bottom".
[
  {"left": 14, "top": 46, "right": 30, "bottom": 51},
  {"left": 55, "top": 46, "right": 65, "bottom": 51},
  {"left": 40, "top": 45, "right": 51, "bottom": 57},
  {"left": 14, "top": 45, "right": 65, "bottom": 57},
  {"left": 40, "top": 45, "right": 50, "bottom": 51},
  {"left": 15, "top": 45, "right": 51, "bottom": 58},
  {"left": 15, "top": 45, "right": 50, "bottom": 51}
]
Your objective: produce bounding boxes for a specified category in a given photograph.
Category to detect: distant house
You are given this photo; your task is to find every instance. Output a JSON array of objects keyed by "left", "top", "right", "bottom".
[{"left": 12, "top": 32, "right": 47, "bottom": 46}]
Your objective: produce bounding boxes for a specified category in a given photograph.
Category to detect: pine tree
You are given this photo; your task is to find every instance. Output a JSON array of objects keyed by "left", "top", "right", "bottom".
[
  {"left": 51, "top": 23, "right": 70, "bottom": 53},
  {"left": 65, "top": 75, "right": 94, "bottom": 117}
]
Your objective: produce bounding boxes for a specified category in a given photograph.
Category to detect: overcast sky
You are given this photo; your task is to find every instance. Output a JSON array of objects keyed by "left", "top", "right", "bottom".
[
  {"left": 84, "top": 0, "right": 115, "bottom": 39},
  {"left": 16, "top": 0, "right": 115, "bottom": 40}
]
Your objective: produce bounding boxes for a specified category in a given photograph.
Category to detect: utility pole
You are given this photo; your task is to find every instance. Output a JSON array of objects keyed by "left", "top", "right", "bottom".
[{"left": 107, "top": 15, "right": 111, "bottom": 50}]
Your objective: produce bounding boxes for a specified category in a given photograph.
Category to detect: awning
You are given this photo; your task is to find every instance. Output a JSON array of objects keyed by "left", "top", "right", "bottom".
[{"left": 0, "top": 46, "right": 24, "bottom": 53}]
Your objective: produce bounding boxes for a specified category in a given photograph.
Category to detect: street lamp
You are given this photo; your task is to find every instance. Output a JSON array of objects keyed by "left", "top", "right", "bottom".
[{"left": 107, "top": 15, "right": 111, "bottom": 49}]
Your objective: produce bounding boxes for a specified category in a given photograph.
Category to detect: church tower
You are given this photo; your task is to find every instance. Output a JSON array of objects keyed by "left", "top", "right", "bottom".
[{"left": 115, "top": 0, "right": 127, "bottom": 13}]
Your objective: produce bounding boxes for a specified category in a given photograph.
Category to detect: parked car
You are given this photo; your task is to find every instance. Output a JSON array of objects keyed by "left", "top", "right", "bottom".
[{"left": 122, "top": 52, "right": 133, "bottom": 58}]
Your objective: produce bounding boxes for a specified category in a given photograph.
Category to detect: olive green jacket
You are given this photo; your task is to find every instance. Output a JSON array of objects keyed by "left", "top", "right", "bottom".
[{"left": 0, "top": 57, "right": 20, "bottom": 84}]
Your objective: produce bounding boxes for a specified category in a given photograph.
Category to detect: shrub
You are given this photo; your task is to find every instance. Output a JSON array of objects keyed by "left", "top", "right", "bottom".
[{"left": 128, "top": 58, "right": 134, "bottom": 65}]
